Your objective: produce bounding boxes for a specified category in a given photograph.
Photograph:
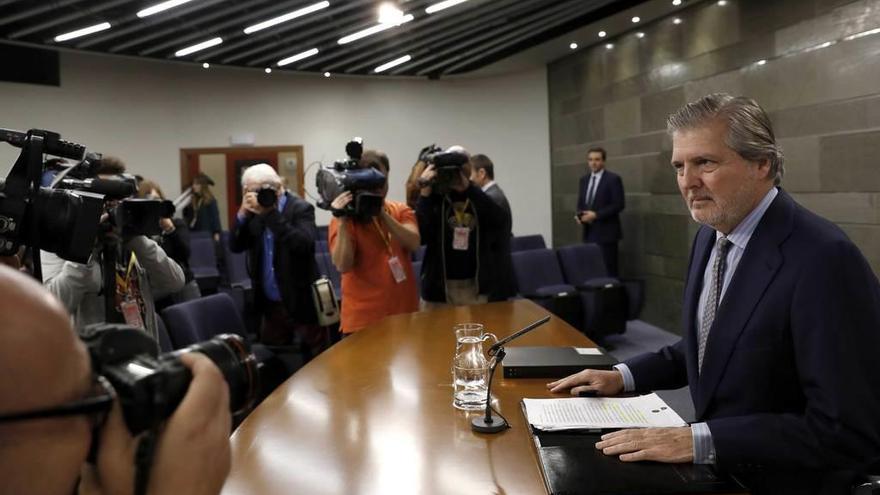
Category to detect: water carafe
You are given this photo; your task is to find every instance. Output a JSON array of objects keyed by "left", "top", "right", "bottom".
[{"left": 452, "top": 323, "right": 497, "bottom": 410}]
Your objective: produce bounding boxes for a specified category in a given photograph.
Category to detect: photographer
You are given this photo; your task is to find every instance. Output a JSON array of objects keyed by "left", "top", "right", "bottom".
[
  {"left": 0, "top": 265, "right": 230, "bottom": 495},
  {"left": 415, "top": 146, "right": 506, "bottom": 307},
  {"left": 328, "top": 150, "right": 420, "bottom": 335},
  {"left": 41, "top": 158, "right": 185, "bottom": 342},
  {"left": 229, "top": 164, "right": 327, "bottom": 359},
  {"left": 138, "top": 179, "right": 201, "bottom": 309}
]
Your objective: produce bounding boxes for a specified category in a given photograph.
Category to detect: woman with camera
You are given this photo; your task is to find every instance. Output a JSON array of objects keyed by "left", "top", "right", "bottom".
[{"left": 329, "top": 150, "right": 420, "bottom": 335}]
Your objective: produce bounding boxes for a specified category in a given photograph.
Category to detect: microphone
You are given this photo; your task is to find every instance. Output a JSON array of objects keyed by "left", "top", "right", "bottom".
[{"left": 472, "top": 315, "right": 551, "bottom": 434}]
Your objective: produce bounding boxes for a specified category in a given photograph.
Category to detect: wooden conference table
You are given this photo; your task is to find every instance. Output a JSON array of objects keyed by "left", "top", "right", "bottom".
[{"left": 223, "top": 299, "right": 592, "bottom": 495}]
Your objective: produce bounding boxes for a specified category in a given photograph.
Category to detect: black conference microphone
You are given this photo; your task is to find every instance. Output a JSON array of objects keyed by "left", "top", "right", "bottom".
[{"left": 471, "top": 315, "right": 551, "bottom": 434}]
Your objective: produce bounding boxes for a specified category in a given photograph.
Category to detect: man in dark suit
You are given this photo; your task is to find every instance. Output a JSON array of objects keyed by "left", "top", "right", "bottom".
[
  {"left": 230, "top": 163, "right": 326, "bottom": 360},
  {"left": 470, "top": 153, "right": 516, "bottom": 299},
  {"left": 549, "top": 94, "right": 880, "bottom": 493},
  {"left": 576, "top": 147, "right": 625, "bottom": 276}
]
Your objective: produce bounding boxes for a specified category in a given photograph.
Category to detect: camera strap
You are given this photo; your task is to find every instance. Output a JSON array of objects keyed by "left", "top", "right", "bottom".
[
  {"left": 133, "top": 427, "right": 159, "bottom": 495},
  {"left": 371, "top": 217, "right": 407, "bottom": 283}
]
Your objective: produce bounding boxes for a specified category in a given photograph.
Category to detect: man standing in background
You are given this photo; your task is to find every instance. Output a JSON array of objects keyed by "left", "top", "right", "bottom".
[
  {"left": 576, "top": 147, "right": 625, "bottom": 276},
  {"left": 470, "top": 153, "right": 516, "bottom": 299}
]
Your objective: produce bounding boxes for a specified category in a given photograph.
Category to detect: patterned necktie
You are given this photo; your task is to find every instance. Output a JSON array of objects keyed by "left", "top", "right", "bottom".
[
  {"left": 698, "top": 236, "right": 731, "bottom": 374},
  {"left": 586, "top": 175, "right": 597, "bottom": 208}
]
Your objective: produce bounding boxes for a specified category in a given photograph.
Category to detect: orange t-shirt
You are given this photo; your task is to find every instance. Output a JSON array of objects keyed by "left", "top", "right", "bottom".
[{"left": 328, "top": 200, "right": 420, "bottom": 333}]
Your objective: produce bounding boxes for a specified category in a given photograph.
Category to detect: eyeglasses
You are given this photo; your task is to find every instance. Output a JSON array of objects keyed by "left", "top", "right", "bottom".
[{"left": 0, "top": 375, "right": 115, "bottom": 425}]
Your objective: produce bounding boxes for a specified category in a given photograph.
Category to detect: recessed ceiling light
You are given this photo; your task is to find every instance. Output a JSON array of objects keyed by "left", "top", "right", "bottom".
[
  {"left": 425, "top": 0, "right": 469, "bottom": 14},
  {"left": 375, "top": 54, "right": 412, "bottom": 73},
  {"left": 324, "top": 72, "right": 331, "bottom": 77},
  {"left": 243, "top": 1, "right": 330, "bottom": 34},
  {"left": 605, "top": 43, "right": 614, "bottom": 49},
  {"left": 378, "top": 3, "right": 406, "bottom": 24},
  {"left": 717, "top": 0, "right": 727, "bottom": 5},
  {"left": 54, "top": 22, "right": 112, "bottom": 42},
  {"left": 673, "top": 18, "right": 682, "bottom": 24},
  {"left": 569, "top": 42, "right": 578, "bottom": 50},
  {"left": 756, "top": 59, "right": 767, "bottom": 65},
  {"left": 202, "top": 62, "right": 210, "bottom": 69},
  {"left": 672, "top": 0, "right": 682, "bottom": 5},
  {"left": 264, "top": 67, "right": 272, "bottom": 73},
  {"left": 632, "top": 16, "right": 640, "bottom": 23},
  {"left": 844, "top": 27, "right": 880, "bottom": 40},
  {"left": 176, "top": 37, "right": 223, "bottom": 57},
  {"left": 598, "top": 30, "right": 607, "bottom": 38},
  {"left": 636, "top": 32, "right": 645, "bottom": 38},
  {"left": 338, "top": 14, "right": 414, "bottom": 44},
  {"left": 137, "top": 0, "right": 195, "bottom": 18},
  {"left": 277, "top": 48, "right": 320, "bottom": 66}
]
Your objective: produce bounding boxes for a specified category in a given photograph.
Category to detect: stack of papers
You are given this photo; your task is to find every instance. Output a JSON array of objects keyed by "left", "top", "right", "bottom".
[{"left": 522, "top": 393, "right": 687, "bottom": 432}]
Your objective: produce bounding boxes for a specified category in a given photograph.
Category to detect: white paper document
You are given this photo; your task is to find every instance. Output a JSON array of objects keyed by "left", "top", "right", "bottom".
[{"left": 522, "top": 393, "right": 687, "bottom": 431}]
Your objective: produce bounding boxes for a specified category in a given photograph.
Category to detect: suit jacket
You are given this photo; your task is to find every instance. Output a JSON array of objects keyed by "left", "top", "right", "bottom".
[
  {"left": 230, "top": 191, "right": 318, "bottom": 325},
  {"left": 625, "top": 190, "right": 880, "bottom": 489},
  {"left": 577, "top": 170, "right": 625, "bottom": 243},
  {"left": 484, "top": 183, "right": 516, "bottom": 299}
]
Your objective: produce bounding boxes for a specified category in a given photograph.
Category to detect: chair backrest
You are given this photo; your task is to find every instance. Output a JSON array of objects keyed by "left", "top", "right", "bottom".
[
  {"left": 189, "top": 237, "right": 218, "bottom": 269},
  {"left": 411, "top": 260, "right": 422, "bottom": 297},
  {"left": 314, "top": 252, "right": 341, "bottom": 296},
  {"left": 160, "top": 292, "right": 246, "bottom": 348},
  {"left": 155, "top": 315, "right": 174, "bottom": 352},
  {"left": 222, "top": 239, "right": 251, "bottom": 289},
  {"left": 511, "top": 248, "right": 567, "bottom": 295},
  {"left": 316, "top": 225, "right": 329, "bottom": 242},
  {"left": 190, "top": 230, "right": 211, "bottom": 240},
  {"left": 315, "top": 240, "right": 329, "bottom": 253},
  {"left": 556, "top": 244, "right": 609, "bottom": 284},
  {"left": 511, "top": 234, "right": 547, "bottom": 252},
  {"left": 412, "top": 245, "right": 426, "bottom": 262}
]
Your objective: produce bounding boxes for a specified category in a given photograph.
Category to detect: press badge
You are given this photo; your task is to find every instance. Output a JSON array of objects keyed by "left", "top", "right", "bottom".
[
  {"left": 453, "top": 227, "right": 470, "bottom": 251},
  {"left": 120, "top": 299, "right": 145, "bottom": 329},
  {"left": 388, "top": 256, "right": 407, "bottom": 283}
]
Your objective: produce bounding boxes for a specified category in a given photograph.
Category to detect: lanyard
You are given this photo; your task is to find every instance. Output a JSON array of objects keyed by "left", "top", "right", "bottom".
[
  {"left": 453, "top": 198, "right": 471, "bottom": 227},
  {"left": 371, "top": 217, "right": 393, "bottom": 256}
]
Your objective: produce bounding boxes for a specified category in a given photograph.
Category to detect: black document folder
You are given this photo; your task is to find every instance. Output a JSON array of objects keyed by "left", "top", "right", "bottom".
[
  {"left": 503, "top": 346, "right": 618, "bottom": 378},
  {"left": 532, "top": 431, "right": 745, "bottom": 495}
]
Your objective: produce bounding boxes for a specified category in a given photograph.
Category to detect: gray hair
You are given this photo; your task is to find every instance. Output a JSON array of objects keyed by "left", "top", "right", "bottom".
[
  {"left": 667, "top": 93, "right": 785, "bottom": 185},
  {"left": 241, "top": 163, "right": 282, "bottom": 188}
]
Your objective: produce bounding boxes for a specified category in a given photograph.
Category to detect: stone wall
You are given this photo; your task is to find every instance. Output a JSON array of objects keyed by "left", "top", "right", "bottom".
[{"left": 548, "top": 0, "right": 880, "bottom": 333}]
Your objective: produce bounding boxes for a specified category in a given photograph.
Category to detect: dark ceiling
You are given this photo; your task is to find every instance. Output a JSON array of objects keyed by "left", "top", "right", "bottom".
[{"left": 0, "top": 0, "right": 647, "bottom": 78}]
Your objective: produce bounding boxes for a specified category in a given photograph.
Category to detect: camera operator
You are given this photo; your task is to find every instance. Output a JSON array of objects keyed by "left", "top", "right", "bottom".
[
  {"left": 0, "top": 264, "right": 231, "bottom": 495},
  {"left": 138, "top": 179, "right": 201, "bottom": 309},
  {"left": 230, "top": 164, "right": 327, "bottom": 359},
  {"left": 328, "top": 150, "right": 420, "bottom": 335},
  {"left": 41, "top": 158, "right": 185, "bottom": 341},
  {"left": 416, "top": 146, "right": 506, "bottom": 307}
]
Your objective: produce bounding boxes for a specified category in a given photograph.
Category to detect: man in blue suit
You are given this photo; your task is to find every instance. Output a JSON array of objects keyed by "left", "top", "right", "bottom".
[
  {"left": 549, "top": 94, "right": 880, "bottom": 493},
  {"left": 576, "top": 147, "right": 625, "bottom": 276}
]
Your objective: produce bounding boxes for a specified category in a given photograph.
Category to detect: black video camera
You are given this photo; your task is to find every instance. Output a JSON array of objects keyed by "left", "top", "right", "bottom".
[
  {"left": 82, "top": 324, "right": 259, "bottom": 434},
  {"left": 426, "top": 150, "right": 470, "bottom": 194},
  {"left": 316, "top": 137, "right": 386, "bottom": 220}
]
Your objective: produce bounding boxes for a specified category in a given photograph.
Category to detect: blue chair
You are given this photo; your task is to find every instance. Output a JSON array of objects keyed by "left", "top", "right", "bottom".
[
  {"left": 315, "top": 239, "right": 329, "bottom": 253},
  {"left": 316, "top": 225, "right": 329, "bottom": 242},
  {"left": 557, "top": 243, "right": 644, "bottom": 321},
  {"left": 160, "top": 292, "right": 246, "bottom": 347},
  {"left": 189, "top": 237, "right": 220, "bottom": 293},
  {"left": 220, "top": 231, "right": 251, "bottom": 290},
  {"left": 412, "top": 245, "right": 426, "bottom": 262},
  {"left": 510, "top": 234, "right": 546, "bottom": 252},
  {"left": 411, "top": 260, "right": 422, "bottom": 297},
  {"left": 155, "top": 315, "right": 174, "bottom": 353},
  {"left": 557, "top": 244, "right": 630, "bottom": 340},
  {"left": 511, "top": 249, "right": 581, "bottom": 330}
]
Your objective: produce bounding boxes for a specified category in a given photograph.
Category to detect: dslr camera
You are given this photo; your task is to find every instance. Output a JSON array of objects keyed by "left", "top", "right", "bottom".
[
  {"left": 316, "top": 137, "right": 387, "bottom": 220},
  {"left": 82, "top": 323, "right": 259, "bottom": 434},
  {"left": 421, "top": 147, "right": 470, "bottom": 194}
]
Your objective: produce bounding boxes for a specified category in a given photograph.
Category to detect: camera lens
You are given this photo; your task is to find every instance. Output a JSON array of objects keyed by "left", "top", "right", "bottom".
[
  {"left": 256, "top": 187, "right": 277, "bottom": 208},
  {"left": 180, "top": 334, "right": 259, "bottom": 415}
]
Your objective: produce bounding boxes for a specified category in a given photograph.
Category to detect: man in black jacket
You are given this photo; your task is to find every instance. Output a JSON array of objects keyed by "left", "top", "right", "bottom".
[
  {"left": 576, "top": 147, "right": 625, "bottom": 276},
  {"left": 469, "top": 153, "right": 516, "bottom": 300},
  {"left": 230, "top": 164, "right": 326, "bottom": 359},
  {"left": 416, "top": 147, "right": 505, "bottom": 306}
]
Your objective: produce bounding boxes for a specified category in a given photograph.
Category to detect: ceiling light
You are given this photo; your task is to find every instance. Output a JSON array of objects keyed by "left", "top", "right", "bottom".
[
  {"left": 717, "top": 0, "right": 727, "bottom": 5},
  {"left": 265, "top": 67, "right": 272, "bottom": 73},
  {"left": 277, "top": 48, "right": 320, "bottom": 66},
  {"left": 569, "top": 42, "right": 578, "bottom": 50},
  {"left": 337, "top": 14, "right": 414, "bottom": 44},
  {"left": 175, "top": 37, "right": 223, "bottom": 57},
  {"left": 324, "top": 72, "right": 331, "bottom": 77},
  {"left": 243, "top": 1, "right": 330, "bottom": 34},
  {"left": 137, "top": 0, "right": 195, "bottom": 18},
  {"left": 756, "top": 59, "right": 767, "bottom": 65},
  {"left": 673, "top": 18, "right": 682, "bottom": 24},
  {"left": 202, "top": 62, "right": 210, "bottom": 69},
  {"left": 54, "top": 22, "right": 111, "bottom": 42},
  {"left": 636, "top": 32, "right": 645, "bottom": 38},
  {"left": 598, "top": 30, "right": 606, "bottom": 38},
  {"left": 844, "top": 27, "right": 880, "bottom": 41},
  {"left": 425, "top": 0, "right": 469, "bottom": 14},
  {"left": 378, "top": 3, "right": 405, "bottom": 24},
  {"left": 374, "top": 54, "right": 411, "bottom": 73},
  {"left": 605, "top": 43, "right": 614, "bottom": 49},
  {"left": 672, "top": 0, "right": 682, "bottom": 5},
  {"left": 632, "top": 16, "right": 640, "bottom": 23}
]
